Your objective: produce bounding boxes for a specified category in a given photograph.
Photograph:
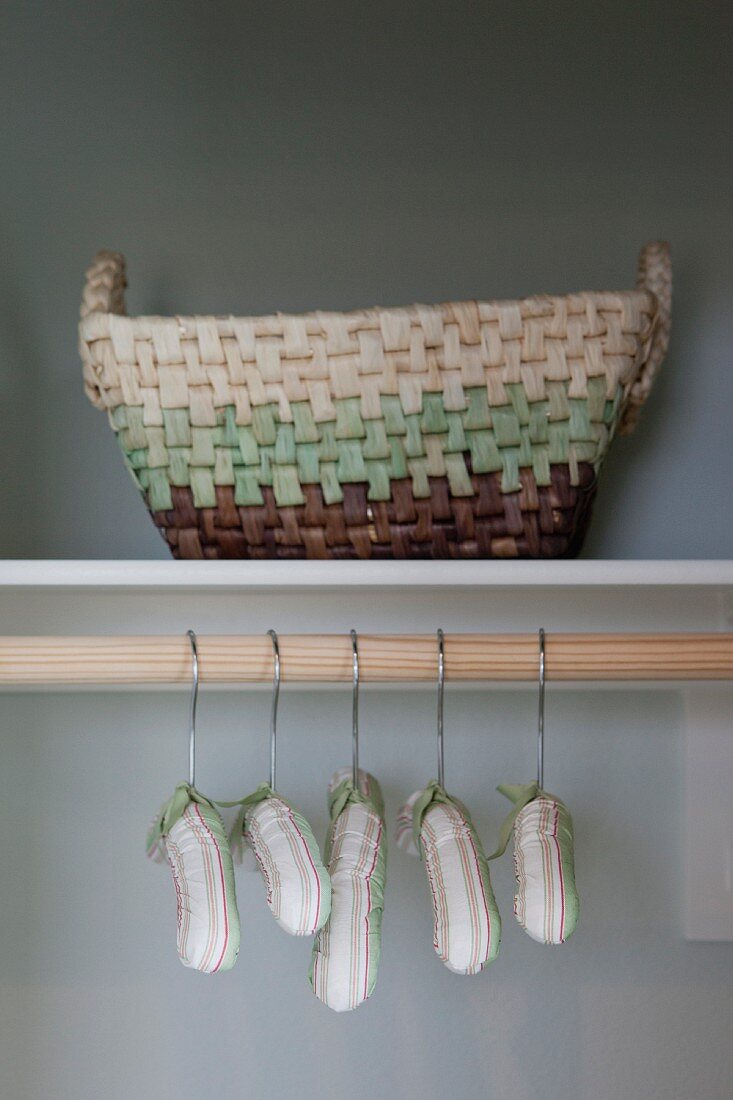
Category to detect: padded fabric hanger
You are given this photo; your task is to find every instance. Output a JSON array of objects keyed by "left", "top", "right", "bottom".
[
  {"left": 146, "top": 630, "right": 240, "bottom": 973},
  {"left": 229, "top": 629, "right": 331, "bottom": 937},
  {"left": 396, "top": 630, "right": 501, "bottom": 975},
  {"left": 489, "top": 628, "right": 579, "bottom": 945},
  {"left": 310, "top": 629, "right": 388, "bottom": 1012}
]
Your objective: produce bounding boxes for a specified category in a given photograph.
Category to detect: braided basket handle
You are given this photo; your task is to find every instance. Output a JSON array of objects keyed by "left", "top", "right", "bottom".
[
  {"left": 80, "top": 250, "right": 127, "bottom": 320},
  {"left": 618, "top": 240, "right": 672, "bottom": 434},
  {"left": 79, "top": 251, "right": 127, "bottom": 408}
]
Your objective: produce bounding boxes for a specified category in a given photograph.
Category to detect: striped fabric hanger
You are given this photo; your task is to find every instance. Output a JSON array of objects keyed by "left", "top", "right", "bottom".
[{"left": 396, "top": 629, "right": 501, "bottom": 975}]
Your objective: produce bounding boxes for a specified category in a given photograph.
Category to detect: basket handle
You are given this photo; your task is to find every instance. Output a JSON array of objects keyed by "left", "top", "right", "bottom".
[
  {"left": 80, "top": 250, "right": 127, "bottom": 320},
  {"left": 80, "top": 251, "right": 127, "bottom": 408},
  {"left": 618, "top": 240, "right": 672, "bottom": 434}
]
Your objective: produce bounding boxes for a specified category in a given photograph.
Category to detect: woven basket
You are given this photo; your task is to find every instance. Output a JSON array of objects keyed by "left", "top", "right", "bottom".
[{"left": 80, "top": 243, "right": 671, "bottom": 559}]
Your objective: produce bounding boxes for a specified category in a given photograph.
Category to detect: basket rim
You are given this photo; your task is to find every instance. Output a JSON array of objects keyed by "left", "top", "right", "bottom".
[{"left": 80, "top": 286, "right": 658, "bottom": 336}]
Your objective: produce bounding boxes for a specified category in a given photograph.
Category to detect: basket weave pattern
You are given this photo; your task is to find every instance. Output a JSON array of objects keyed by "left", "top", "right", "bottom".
[{"left": 80, "top": 243, "right": 671, "bottom": 559}]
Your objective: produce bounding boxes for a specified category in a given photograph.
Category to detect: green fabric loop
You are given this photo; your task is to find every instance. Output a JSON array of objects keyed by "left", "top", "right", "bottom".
[
  {"left": 328, "top": 776, "right": 385, "bottom": 824},
  {"left": 215, "top": 782, "right": 274, "bottom": 810},
  {"left": 410, "top": 779, "right": 443, "bottom": 850},
  {"left": 325, "top": 776, "right": 386, "bottom": 865},
  {"left": 410, "top": 780, "right": 472, "bottom": 856},
  {"left": 146, "top": 782, "right": 219, "bottom": 853},
  {"left": 222, "top": 783, "right": 330, "bottom": 847},
  {"left": 488, "top": 781, "right": 546, "bottom": 860},
  {"left": 219, "top": 782, "right": 277, "bottom": 844}
]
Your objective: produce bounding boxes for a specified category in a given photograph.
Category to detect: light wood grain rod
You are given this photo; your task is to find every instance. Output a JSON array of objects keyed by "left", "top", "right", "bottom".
[{"left": 0, "top": 634, "right": 731, "bottom": 684}]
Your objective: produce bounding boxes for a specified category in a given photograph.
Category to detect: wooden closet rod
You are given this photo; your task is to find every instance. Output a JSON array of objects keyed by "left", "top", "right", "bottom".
[{"left": 0, "top": 634, "right": 730, "bottom": 684}]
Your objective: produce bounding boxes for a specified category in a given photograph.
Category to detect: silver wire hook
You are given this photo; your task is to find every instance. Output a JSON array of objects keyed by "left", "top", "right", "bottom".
[
  {"left": 350, "top": 629, "right": 359, "bottom": 787},
  {"left": 437, "top": 628, "right": 445, "bottom": 788},
  {"left": 537, "top": 627, "right": 546, "bottom": 789},
  {"left": 186, "top": 629, "right": 198, "bottom": 788},
  {"left": 268, "top": 629, "right": 280, "bottom": 791}
]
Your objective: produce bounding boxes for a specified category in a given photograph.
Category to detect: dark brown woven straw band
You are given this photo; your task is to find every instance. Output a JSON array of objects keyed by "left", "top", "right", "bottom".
[{"left": 151, "top": 463, "right": 596, "bottom": 560}]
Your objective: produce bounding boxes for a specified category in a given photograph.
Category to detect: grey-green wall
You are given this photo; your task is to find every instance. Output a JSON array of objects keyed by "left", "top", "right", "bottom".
[
  {"left": 0, "top": 0, "right": 731, "bottom": 558},
  {"left": 2, "top": 686, "right": 733, "bottom": 1100}
]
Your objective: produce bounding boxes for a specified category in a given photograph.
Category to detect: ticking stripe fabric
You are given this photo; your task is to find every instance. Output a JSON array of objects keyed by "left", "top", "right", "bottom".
[
  {"left": 310, "top": 768, "right": 387, "bottom": 1012},
  {"left": 494, "top": 782, "right": 579, "bottom": 945},
  {"left": 147, "top": 783, "right": 240, "bottom": 973},
  {"left": 410, "top": 781, "right": 501, "bottom": 975},
  {"left": 232, "top": 783, "right": 331, "bottom": 936},
  {"left": 395, "top": 788, "right": 421, "bottom": 856}
]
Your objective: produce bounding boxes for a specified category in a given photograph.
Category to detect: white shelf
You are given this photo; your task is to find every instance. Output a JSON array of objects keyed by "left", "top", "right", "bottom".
[
  {"left": 0, "top": 559, "right": 728, "bottom": 646},
  {"left": 1, "top": 559, "right": 732, "bottom": 590}
]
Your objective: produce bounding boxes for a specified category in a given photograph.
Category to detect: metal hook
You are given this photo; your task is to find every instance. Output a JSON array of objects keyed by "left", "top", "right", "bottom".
[
  {"left": 268, "top": 629, "right": 280, "bottom": 791},
  {"left": 437, "top": 628, "right": 445, "bottom": 788},
  {"left": 186, "top": 629, "right": 199, "bottom": 788},
  {"left": 537, "top": 627, "right": 546, "bottom": 789},
  {"left": 350, "top": 629, "right": 359, "bottom": 787}
]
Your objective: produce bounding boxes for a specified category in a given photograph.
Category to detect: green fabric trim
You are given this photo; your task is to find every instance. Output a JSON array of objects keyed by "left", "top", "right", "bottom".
[
  {"left": 222, "top": 783, "right": 329, "bottom": 891},
  {"left": 326, "top": 776, "right": 386, "bottom": 841},
  {"left": 218, "top": 781, "right": 279, "bottom": 844},
  {"left": 217, "top": 781, "right": 274, "bottom": 808},
  {"left": 146, "top": 782, "right": 222, "bottom": 852},
  {"left": 487, "top": 781, "right": 542, "bottom": 860},
  {"left": 488, "top": 780, "right": 575, "bottom": 861},
  {"left": 410, "top": 779, "right": 472, "bottom": 856},
  {"left": 325, "top": 776, "right": 386, "bottom": 863}
]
